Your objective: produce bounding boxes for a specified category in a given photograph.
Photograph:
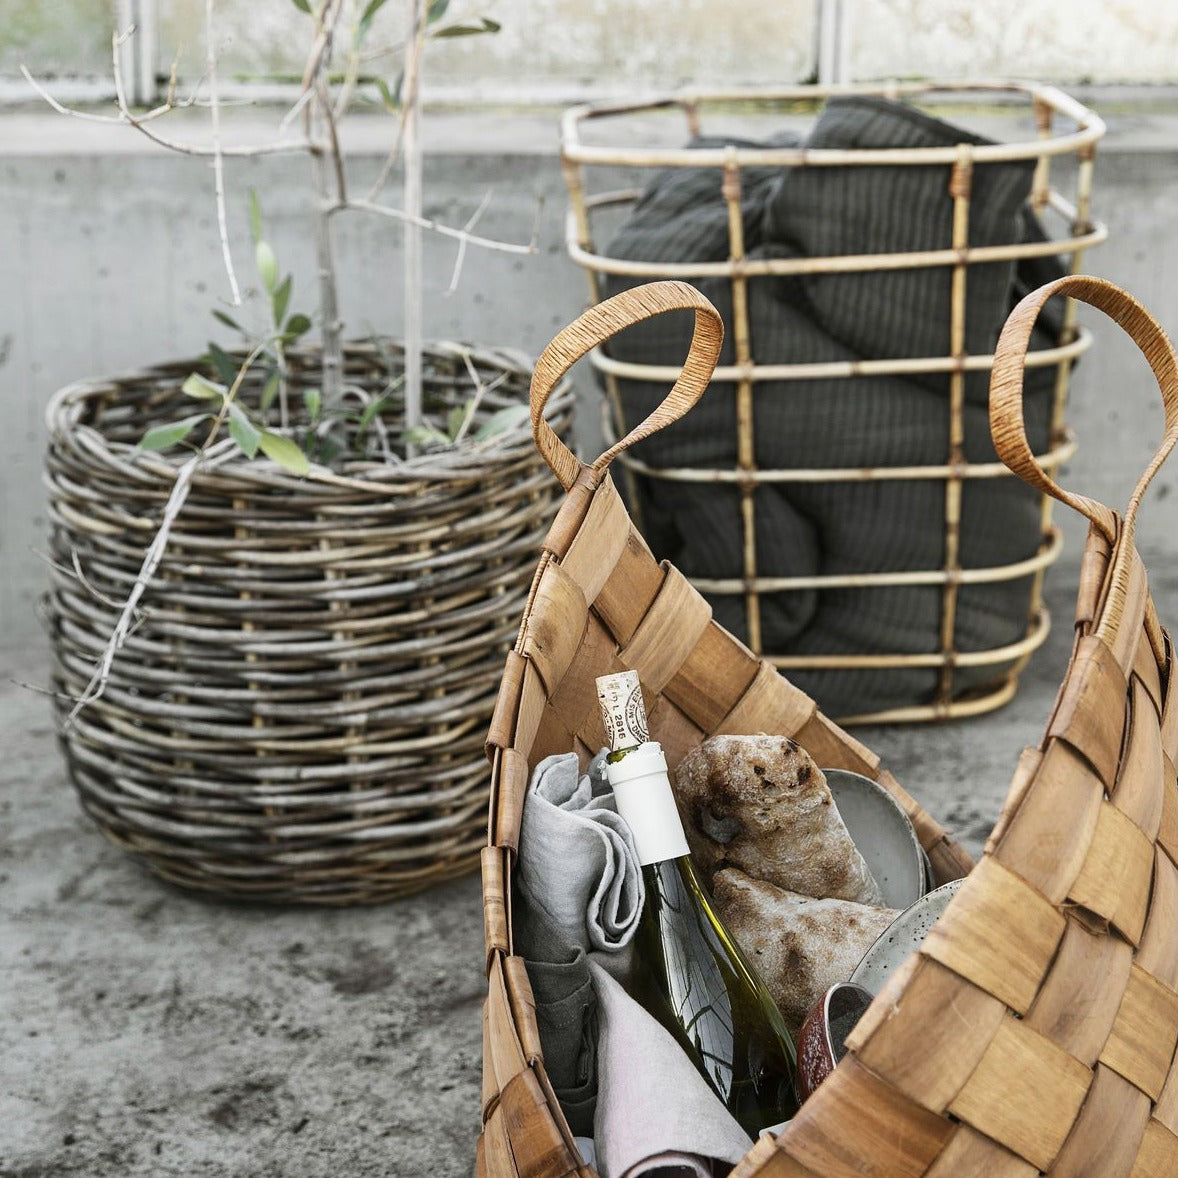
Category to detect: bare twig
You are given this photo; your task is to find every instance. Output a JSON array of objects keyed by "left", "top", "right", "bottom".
[
  {"left": 200, "top": 336, "right": 278, "bottom": 447},
  {"left": 12, "top": 679, "right": 89, "bottom": 705},
  {"left": 335, "top": 196, "right": 538, "bottom": 255},
  {"left": 21, "top": 45, "right": 197, "bottom": 128},
  {"left": 402, "top": 0, "right": 426, "bottom": 433},
  {"left": 318, "top": 76, "right": 349, "bottom": 204},
  {"left": 32, "top": 547, "right": 137, "bottom": 613},
  {"left": 65, "top": 437, "right": 239, "bottom": 726},
  {"left": 450, "top": 348, "right": 509, "bottom": 444},
  {"left": 363, "top": 72, "right": 409, "bottom": 202},
  {"left": 446, "top": 188, "right": 493, "bottom": 294},
  {"left": 201, "top": 0, "right": 241, "bottom": 305},
  {"left": 22, "top": 53, "right": 313, "bottom": 158},
  {"left": 332, "top": 0, "right": 364, "bottom": 122},
  {"left": 278, "top": 84, "right": 316, "bottom": 134},
  {"left": 303, "top": 0, "right": 348, "bottom": 409}
]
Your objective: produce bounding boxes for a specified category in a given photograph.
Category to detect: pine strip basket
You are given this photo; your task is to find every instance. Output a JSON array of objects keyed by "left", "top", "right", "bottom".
[
  {"left": 479, "top": 277, "right": 1178, "bottom": 1176},
  {"left": 560, "top": 81, "right": 1107, "bottom": 723}
]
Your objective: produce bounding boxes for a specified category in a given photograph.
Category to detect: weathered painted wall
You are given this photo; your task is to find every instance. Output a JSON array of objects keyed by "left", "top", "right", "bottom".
[{"left": 3, "top": 0, "right": 1178, "bottom": 100}]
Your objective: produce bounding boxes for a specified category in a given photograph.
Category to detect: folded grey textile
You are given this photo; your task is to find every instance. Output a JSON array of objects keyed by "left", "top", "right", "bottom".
[
  {"left": 513, "top": 891, "right": 598, "bottom": 1137},
  {"left": 589, "top": 959, "right": 752, "bottom": 1178},
  {"left": 516, "top": 751, "right": 645, "bottom": 956},
  {"left": 602, "top": 95, "right": 1069, "bottom": 716},
  {"left": 762, "top": 95, "right": 1040, "bottom": 404}
]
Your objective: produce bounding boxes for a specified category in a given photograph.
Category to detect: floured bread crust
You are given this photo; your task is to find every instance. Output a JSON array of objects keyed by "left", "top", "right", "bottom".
[
  {"left": 713, "top": 868, "right": 897, "bottom": 1032},
  {"left": 674, "top": 733, "right": 884, "bottom": 904}
]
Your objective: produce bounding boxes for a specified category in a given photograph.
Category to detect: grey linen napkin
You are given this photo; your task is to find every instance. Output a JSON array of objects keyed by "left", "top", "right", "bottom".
[
  {"left": 512, "top": 890, "right": 599, "bottom": 1137},
  {"left": 589, "top": 959, "right": 753, "bottom": 1178},
  {"left": 516, "top": 751, "right": 644, "bottom": 958},
  {"left": 515, "top": 751, "right": 645, "bottom": 1134}
]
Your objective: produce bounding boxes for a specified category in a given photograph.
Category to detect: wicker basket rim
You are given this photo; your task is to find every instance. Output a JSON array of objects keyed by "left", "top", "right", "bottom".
[
  {"left": 44, "top": 340, "right": 576, "bottom": 489},
  {"left": 561, "top": 79, "right": 1105, "bottom": 168}
]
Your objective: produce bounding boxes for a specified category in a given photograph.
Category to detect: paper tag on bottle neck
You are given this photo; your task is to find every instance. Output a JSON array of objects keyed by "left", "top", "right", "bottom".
[{"left": 596, "top": 670, "right": 649, "bottom": 752}]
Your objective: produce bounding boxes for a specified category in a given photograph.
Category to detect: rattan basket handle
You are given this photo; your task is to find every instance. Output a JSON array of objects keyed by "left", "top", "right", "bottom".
[
  {"left": 991, "top": 273, "right": 1178, "bottom": 544},
  {"left": 530, "top": 280, "right": 724, "bottom": 491}
]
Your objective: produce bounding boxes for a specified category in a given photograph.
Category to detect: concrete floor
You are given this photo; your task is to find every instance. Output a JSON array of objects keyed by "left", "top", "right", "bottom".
[{"left": 2, "top": 543, "right": 1177, "bottom": 1176}]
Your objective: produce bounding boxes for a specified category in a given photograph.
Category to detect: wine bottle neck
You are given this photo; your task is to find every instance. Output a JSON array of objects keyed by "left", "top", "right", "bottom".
[{"left": 603, "top": 741, "right": 691, "bottom": 867}]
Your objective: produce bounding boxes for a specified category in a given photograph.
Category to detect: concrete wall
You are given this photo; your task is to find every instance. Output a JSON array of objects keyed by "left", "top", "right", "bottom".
[{"left": 3, "top": 93, "right": 1178, "bottom": 648}]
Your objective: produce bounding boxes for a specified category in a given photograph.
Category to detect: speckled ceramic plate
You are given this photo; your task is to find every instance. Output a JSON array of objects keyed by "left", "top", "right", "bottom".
[
  {"left": 824, "top": 768, "right": 927, "bottom": 911},
  {"left": 849, "top": 877, "right": 966, "bottom": 995}
]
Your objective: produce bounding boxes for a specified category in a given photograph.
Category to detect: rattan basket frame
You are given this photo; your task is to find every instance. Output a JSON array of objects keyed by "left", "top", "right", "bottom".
[
  {"left": 479, "top": 277, "right": 1178, "bottom": 1176},
  {"left": 44, "top": 339, "right": 574, "bottom": 905},
  {"left": 560, "top": 81, "right": 1108, "bottom": 723}
]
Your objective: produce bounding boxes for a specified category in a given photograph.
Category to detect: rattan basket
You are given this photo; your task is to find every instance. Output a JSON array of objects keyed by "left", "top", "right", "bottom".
[
  {"left": 44, "top": 339, "right": 573, "bottom": 905},
  {"left": 561, "top": 81, "right": 1107, "bottom": 723},
  {"left": 479, "top": 277, "right": 1178, "bottom": 1175}
]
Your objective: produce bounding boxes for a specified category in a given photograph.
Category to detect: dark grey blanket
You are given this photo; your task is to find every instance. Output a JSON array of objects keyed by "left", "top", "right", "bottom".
[{"left": 602, "top": 96, "right": 1067, "bottom": 717}]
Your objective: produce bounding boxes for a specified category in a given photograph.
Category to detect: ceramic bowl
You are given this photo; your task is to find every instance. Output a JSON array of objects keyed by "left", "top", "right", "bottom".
[
  {"left": 850, "top": 877, "right": 966, "bottom": 995},
  {"left": 795, "top": 980, "right": 876, "bottom": 1104},
  {"left": 824, "top": 768, "right": 927, "bottom": 910}
]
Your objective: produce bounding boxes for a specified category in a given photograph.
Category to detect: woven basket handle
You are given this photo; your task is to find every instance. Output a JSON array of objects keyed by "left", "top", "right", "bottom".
[
  {"left": 991, "top": 273, "right": 1178, "bottom": 544},
  {"left": 530, "top": 280, "right": 724, "bottom": 492}
]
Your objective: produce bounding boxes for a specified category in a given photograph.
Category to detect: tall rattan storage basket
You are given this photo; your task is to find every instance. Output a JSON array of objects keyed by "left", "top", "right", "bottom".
[
  {"left": 560, "top": 82, "right": 1107, "bottom": 723},
  {"left": 479, "top": 277, "right": 1178, "bottom": 1176}
]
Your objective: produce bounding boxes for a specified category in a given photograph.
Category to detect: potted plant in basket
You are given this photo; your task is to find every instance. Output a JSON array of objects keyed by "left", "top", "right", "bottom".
[{"left": 36, "top": 0, "right": 574, "bottom": 904}]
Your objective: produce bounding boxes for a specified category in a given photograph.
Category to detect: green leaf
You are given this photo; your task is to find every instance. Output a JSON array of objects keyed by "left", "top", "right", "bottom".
[
  {"left": 138, "top": 414, "right": 209, "bottom": 451},
  {"left": 205, "top": 342, "right": 240, "bottom": 387},
  {"left": 259, "top": 430, "right": 310, "bottom": 475},
  {"left": 402, "top": 424, "right": 450, "bottom": 447},
  {"left": 303, "top": 386, "right": 322, "bottom": 423},
  {"left": 272, "top": 274, "right": 292, "bottom": 328},
  {"left": 358, "top": 0, "right": 390, "bottom": 39},
  {"left": 426, "top": 0, "right": 450, "bottom": 22},
  {"left": 211, "top": 308, "right": 244, "bottom": 333},
  {"left": 474, "top": 403, "right": 530, "bottom": 440},
  {"left": 375, "top": 75, "right": 400, "bottom": 112},
  {"left": 182, "top": 373, "right": 227, "bottom": 401},
  {"left": 290, "top": 0, "right": 312, "bottom": 12},
  {"left": 259, "top": 369, "right": 282, "bottom": 412},
  {"left": 228, "top": 408, "right": 262, "bottom": 459},
  {"left": 432, "top": 17, "right": 500, "bottom": 37},
  {"left": 255, "top": 240, "right": 279, "bottom": 293},
  {"left": 356, "top": 394, "right": 389, "bottom": 433},
  {"left": 446, "top": 403, "right": 469, "bottom": 440},
  {"left": 283, "top": 312, "right": 313, "bottom": 340},
  {"left": 248, "top": 189, "right": 263, "bottom": 245}
]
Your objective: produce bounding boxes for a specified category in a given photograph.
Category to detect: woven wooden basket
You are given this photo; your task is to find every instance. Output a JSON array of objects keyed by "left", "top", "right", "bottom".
[
  {"left": 561, "top": 81, "right": 1107, "bottom": 723},
  {"left": 44, "top": 339, "right": 574, "bottom": 905},
  {"left": 479, "top": 276, "right": 1178, "bottom": 1175}
]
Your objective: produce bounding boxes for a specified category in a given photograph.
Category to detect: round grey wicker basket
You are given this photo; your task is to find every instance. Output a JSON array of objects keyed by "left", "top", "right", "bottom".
[{"left": 43, "top": 340, "right": 574, "bottom": 904}]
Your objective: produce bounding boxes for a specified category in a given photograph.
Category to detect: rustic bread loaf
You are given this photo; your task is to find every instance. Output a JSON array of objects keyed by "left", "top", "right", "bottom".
[
  {"left": 674, "top": 733, "right": 883, "bottom": 903},
  {"left": 712, "top": 868, "right": 897, "bottom": 1031}
]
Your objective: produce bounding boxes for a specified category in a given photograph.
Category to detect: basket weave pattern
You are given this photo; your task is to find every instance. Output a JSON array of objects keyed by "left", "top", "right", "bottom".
[
  {"left": 560, "top": 82, "right": 1107, "bottom": 723},
  {"left": 45, "top": 341, "right": 574, "bottom": 904},
  {"left": 479, "top": 277, "right": 1178, "bottom": 1175}
]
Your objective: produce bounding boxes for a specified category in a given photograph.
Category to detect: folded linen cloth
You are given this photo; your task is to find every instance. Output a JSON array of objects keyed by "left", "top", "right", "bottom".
[
  {"left": 589, "top": 959, "right": 753, "bottom": 1178},
  {"left": 516, "top": 751, "right": 645, "bottom": 959},
  {"left": 513, "top": 890, "right": 599, "bottom": 1137}
]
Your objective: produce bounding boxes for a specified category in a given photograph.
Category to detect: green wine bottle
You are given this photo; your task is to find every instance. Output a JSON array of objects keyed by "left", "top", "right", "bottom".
[{"left": 596, "top": 671, "right": 799, "bottom": 1136}]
